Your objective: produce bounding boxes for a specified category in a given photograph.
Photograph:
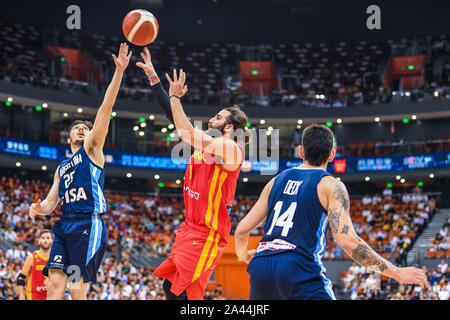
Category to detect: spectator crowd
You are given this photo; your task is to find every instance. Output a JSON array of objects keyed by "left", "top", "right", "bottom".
[
  {"left": 0, "top": 175, "right": 445, "bottom": 300},
  {"left": 341, "top": 260, "right": 449, "bottom": 300}
]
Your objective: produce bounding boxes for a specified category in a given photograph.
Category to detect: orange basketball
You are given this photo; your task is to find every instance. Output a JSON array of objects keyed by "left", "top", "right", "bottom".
[{"left": 122, "top": 9, "right": 159, "bottom": 46}]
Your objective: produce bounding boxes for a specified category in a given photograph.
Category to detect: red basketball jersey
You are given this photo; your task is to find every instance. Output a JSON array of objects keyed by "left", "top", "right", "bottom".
[
  {"left": 26, "top": 251, "right": 48, "bottom": 300},
  {"left": 183, "top": 144, "right": 243, "bottom": 242}
]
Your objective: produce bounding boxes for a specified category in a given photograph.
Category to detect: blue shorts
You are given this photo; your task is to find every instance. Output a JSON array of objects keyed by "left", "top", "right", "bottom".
[
  {"left": 43, "top": 212, "right": 107, "bottom": 283},
  {"left": 247, "top": 251, "right": 336, "bottom": 300}
]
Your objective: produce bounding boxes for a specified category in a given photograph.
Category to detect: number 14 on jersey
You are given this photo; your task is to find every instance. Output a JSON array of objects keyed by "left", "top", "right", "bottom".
[{"left": 267, "top": 201, "right": 297, "bottom": 237}]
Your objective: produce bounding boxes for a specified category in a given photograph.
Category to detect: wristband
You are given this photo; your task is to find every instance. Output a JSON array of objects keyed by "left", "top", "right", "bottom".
[
  {"left": 169, "top": 95, "right": 181, "bottom": 100},
  {"left": 147, "top": 73, "right": 158, "bottom": 81}
]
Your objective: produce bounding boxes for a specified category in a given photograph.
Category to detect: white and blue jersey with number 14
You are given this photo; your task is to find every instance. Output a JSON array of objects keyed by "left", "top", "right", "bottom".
[
  {"left": 248, "top": 167, "right": 336, "bottom": 300},
  {"left": 58, "top": 146, "right": 106, "bottom": 218}
]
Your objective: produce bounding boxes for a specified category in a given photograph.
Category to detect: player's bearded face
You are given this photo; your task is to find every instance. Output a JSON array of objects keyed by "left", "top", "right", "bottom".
[
  {"left": 39, "top": 235, "right": 52, "bottom": 250},
  {"left": 206, "top": 110, "right": 231, "bottom": 137}
]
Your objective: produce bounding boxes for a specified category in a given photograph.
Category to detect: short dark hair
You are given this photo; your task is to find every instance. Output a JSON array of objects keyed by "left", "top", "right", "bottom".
[
  {"left": 39, "top": 229, "right": 53, "bottom": 238},
  {"left": 301, "top": 124, "right": 334, "bottom": 166},
  {"left": 69, "top": 120, "right": 93, "bottom": 131}
]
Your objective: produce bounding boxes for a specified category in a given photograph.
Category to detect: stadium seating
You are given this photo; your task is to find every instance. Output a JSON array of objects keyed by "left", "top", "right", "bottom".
[{"left": 1, "top": 20, "right": 449, "bottom": 107}]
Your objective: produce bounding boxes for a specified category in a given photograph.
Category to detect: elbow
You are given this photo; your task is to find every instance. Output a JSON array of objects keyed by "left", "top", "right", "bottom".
[
  {"left": 177, "top": 127, "right": 193, "bottom": 142},
  {"left": 235, "top": 224, "right": 249, "bottom": 238},
  {"left": 335, "top": 236, "right": 356, "bottom": 253}
]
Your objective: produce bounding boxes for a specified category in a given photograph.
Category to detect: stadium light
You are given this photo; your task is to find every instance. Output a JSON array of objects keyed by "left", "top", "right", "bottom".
[
  {"left": 168, "top": 124, "right": 174, "bottom": 129},
  {"left": 133, "top": 126, "right": 139, "bottom": 131},
  {"left": 176, "top": 179, "right": 181, "bottom": 184},
  {"left": 434, "top": 91, "right": 439, "bottom": 97},
  {"left": 149, "top": 115, "right": 155, "bottom": 120},
  {"left": 16, "top": 162, "right": 21, "bottom": 167},
  {"left": 297, "top": 119, "right": 303, "bottom": 125},
  {"left": 411, "top": 114, "right": 417, "bottom": 120},
  {"left": 41, "top": 165, "right": 47, "bottom": 171},
  {"left": 259, "top": 119, "right": 265, "bottom": 125},
  {"left": 154, "top": 174, "right": 160, "bottom": 180},
  {"left": 140, "top": 122, "right": 147, "bottom": 128},
  {"left": 296, "top": 125, "right": 301, "bottom": 129},
  {"left": 374, "top": 117, "right": 380, "bottom": 122},
  {"left": 395, "top": 175, "right": 401, "bottom": 180},
  {"left": 138, "top": 131, "right": 145, "bottom": 136},
  {"left": 7, "top": 97, "right": 13, "bottom": 102},
  {"left": 336, "top": 177, "right": 341, "bottom": 181},
  {"left": 243, "top": 177, "right": 248, "bottom": 182},
  {"left": 126, "top": 172, "right": 132, "bottom": 178},
  {"left": 268, "top": 126, "right": 273, "bottom": 132},
  {"left": 42, "top": 103, "right": 48, "bottom": 108},
  {"left": 111, "top": 111, "right": 117, "bottom": 117},
  {"left": 266, "top": 130, "right": 271, "bottom": 136},
  {"left": 429, "top": 173, "right": 435, "bottom": 179},
  {"left": 336, "top": 118, "right": 342, "bottom": 124},
  {"left": 77, "top": 107, "right": 83, "bottom": 113},
  {"left": 161, "top": 128, "right": 167, "bottom": 133},
  {"left": 364, "top": 176, "right": 370, "bottom": 182},
  {"left": 400, "top": 178, "right": 405, "bottom": 183}
]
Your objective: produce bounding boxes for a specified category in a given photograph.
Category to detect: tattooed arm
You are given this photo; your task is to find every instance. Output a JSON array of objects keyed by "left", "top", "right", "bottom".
[{"left": 318, "top": 176, "right": 429, "bottom": 288}]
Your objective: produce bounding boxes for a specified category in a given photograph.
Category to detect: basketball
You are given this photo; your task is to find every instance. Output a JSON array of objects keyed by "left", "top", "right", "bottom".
[{"left": 122, "top": 9, "right": 159, "bottom": 46}]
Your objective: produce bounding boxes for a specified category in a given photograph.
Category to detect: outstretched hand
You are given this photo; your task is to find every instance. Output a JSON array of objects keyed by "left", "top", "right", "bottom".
[
  {"left": 29, "top": 199, "right": 42, "bottom": 219},
  {"left": 112, "top": 43, "right": 132, "bottom": 72},
  {"left": 165, "top": 69, "right": 188, "bottom": 97},
  {"left": 136, "top": 47, "right": 156, "bottom": 77}
]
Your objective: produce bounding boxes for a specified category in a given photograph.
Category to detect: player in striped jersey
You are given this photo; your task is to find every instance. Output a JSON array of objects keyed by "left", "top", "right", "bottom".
[{"left": 137, "top": 50, "right": 250, "bottom": 299}]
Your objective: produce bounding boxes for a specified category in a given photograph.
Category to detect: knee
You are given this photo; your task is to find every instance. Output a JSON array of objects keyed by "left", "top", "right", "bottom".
[{"left": 69, "top": 283, "right": 87, "bottom": 300}]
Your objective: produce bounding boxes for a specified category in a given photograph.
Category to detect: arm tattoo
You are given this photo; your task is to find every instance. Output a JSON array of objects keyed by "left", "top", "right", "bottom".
[
  {"left": 328, "top": 208, "right": 341, "bottom": 233},
  {"left": 341, "top": 224, "right": 350, "bottom": 235},
  {"left": 351, "top": 243, "right": 388, "bottom": 272},
  {"left": 333, "top": 184, "right": 349, "bottom": 213}
]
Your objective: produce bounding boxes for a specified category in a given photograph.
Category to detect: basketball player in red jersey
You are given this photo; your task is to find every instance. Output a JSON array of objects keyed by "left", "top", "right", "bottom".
[
  {"left": 17, "top": 230, "right": 53, "bottom": 300},
  {"left": 137, "top": 49, "right": 250, "bottom": 300}
]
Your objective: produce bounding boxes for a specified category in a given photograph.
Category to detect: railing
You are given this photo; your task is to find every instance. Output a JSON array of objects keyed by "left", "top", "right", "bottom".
[{"left": 280, "top": 138, "right": 450, "bottom": 159}]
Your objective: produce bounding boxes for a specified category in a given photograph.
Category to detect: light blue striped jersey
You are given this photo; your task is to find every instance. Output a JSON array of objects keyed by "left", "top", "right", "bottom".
[
  {"left": 58, "top": 146, "right": 106, "bottom": 218},
  {"left": 255, "top": 167, "right": 335, "bottom": 297}
]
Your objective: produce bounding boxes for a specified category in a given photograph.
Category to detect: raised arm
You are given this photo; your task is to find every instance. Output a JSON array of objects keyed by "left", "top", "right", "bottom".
[
  {"left": 136, "top": 47, "right": 175, "bottom": 124},
  {"left": 84, "top": 43, "right": 131, "bottom": 159},
  {"left": 235, "top": 178, "right": 275, "bottom": 263},
  {"left": 319, "top": 176, "right": 429, "bottom": 288},
  {"left": 166, "top": 69, "right": 242, "bottom": 169},
  {"left": 29, "top": 167, "right": 60, "bottom": 218}
]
